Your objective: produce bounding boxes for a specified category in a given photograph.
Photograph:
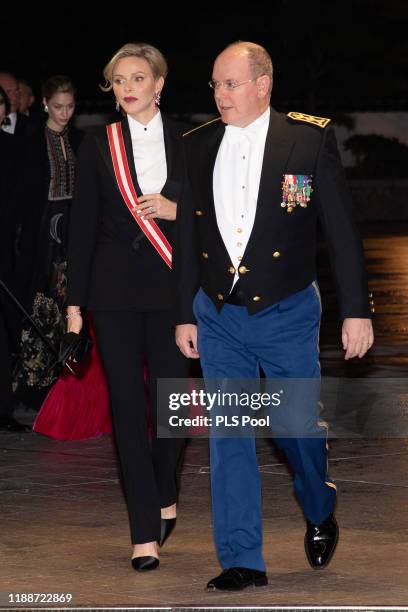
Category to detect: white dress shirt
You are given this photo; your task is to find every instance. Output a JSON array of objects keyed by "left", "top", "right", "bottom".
[
  {"left": 127, "top": 111, "right": 167, "bottom": 195},
  {"left": 1, "top": 112, "right": 17, "bottom": 134},
  {"left": 213, "top": 107, "right": 270, "bottom": 285}
]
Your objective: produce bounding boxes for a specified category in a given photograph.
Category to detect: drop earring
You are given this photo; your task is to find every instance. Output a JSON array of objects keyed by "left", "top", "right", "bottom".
[
  {"left": 44, "top": 104, "right": 49, "bottom": 113},
  {"left": 115, "top": 100, "right": 120, "bottom": 112},
  {"left": 154, "top": 91, "right": 161, "bottom": 106}
]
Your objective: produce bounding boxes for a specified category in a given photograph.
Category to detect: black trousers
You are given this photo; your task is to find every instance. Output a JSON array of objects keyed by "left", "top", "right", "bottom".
[{"left": 93, "top": 309, "right": 189, "bottom": 544}]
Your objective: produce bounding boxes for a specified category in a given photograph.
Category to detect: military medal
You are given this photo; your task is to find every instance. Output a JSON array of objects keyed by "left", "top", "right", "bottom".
[{"left": 281, "top": 174, "right": 313, "bottom": 213}]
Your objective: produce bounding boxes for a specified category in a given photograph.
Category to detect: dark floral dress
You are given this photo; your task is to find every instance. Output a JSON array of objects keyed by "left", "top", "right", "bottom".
[{"left": 15, "top": 124, "right": 79, "bottom": 388}]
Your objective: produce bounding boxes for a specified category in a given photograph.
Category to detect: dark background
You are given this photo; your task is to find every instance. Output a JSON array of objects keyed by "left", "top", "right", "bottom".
[{"left": 1, "top": 0, "right": 407, "bottom": 115}]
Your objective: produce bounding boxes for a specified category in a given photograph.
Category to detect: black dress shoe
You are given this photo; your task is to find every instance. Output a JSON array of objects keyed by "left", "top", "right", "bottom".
[
  {"left": 304, "top": 512, "right": 339, "bottom": 569},
  {"left": 0, "top": 415, "right": 30, "bottom": 432},
  {"left": 207, "top": 567, "right": 268, "bottom": 591},
  {"left": 131, "top": 556, "right": 159, "bottom": 571},
  {"left": 159, "top": 517, "right": 176, "bottom": 547}
]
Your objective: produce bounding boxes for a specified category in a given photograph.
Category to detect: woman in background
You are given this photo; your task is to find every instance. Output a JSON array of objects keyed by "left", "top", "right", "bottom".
[
  {"left": 13, "top": 75, "right": 112, "bottom": 439},
  {"left": 15, "top": 75, "right": 83, "bottom": 393}
]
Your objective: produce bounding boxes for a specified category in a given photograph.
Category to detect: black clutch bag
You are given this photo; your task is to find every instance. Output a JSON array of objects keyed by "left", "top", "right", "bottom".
[{"left": 59, "top": 319, "right": 93, "bottom": 373}]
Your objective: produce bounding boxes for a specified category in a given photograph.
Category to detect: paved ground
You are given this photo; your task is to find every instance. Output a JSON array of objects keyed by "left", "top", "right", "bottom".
[{"left": 0, "top": 223, "right": 407, "bottom": 607}]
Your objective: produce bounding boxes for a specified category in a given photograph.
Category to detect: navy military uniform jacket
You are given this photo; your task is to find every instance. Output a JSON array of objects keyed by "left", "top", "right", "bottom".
[{"left": 173, "top": 108, "right": 371, "bottom": 323}]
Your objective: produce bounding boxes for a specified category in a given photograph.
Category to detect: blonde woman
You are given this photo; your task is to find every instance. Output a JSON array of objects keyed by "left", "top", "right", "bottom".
[{"left": 66, "top": 43, "right": 189, "bottom": 571}]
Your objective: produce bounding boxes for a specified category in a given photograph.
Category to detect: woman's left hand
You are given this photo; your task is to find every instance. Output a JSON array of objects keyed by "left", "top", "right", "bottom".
[{"left": 137, "top": 194, "right": 177, "bottom": 221}]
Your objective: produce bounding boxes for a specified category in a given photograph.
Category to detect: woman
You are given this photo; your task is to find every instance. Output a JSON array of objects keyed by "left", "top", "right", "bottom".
[
  {"left": 0, "top": 85, "right": 11, "bottom": 125},
  {"left": 66, "top": 43, "right": 189, "bottom": 571},
  {"left": 14, "top": 75, "right": 83, "bottom": 392},
  {"left": 14, "top": 76, "right": 111, "bottom": 436}
]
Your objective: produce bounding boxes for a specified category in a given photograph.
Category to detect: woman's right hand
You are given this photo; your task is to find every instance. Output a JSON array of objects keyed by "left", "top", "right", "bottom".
[{"left": 66, "top": 306, "right": 83, "bottom": 334}]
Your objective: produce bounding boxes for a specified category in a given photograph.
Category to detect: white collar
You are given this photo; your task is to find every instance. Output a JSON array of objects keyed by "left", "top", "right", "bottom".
[
  {"left": 1, "top": 111, "right": 17, "bottom": 134},
  {"left": 127, "top": 111, "right": 163, "bottom": 137},
  {"left": 224, "top": 107, "right": 270, "bottom": 145}
]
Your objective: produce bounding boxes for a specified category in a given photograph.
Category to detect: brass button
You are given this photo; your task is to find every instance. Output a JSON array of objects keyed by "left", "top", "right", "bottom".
[
  {"left": 217, "top": 293, "right": 224, "bottom": 301},
  {"left": 237, "top": 255, "right": 243, "bottom": 261},
  {"left": 273, "top": 251, "right": 281, "bottom": 258},
  {"left": 237, "top": 228, "right": 243, "bottom": 233},
  {"left": 202, "top": 252, "right": 209, "bottom": 259},
  {"left": 287, "top": 206, "right": 294, "bottom": 214},
  {"left": 370, "top": 307, "right": 375, "bottom": 313},
  {"left": 253, "top": 296, "right": 261, "bottom": 302},
  {"left": 228, "top": 266, "right": 236, "bottom": 275},
  {"left": 368, "top": 292, "right": 373, "bottom": 298},
  {"left": 369, "top": 300, "right": 374, "bottom": 306},
  {"left": 238, "top": 266, "right": 249, "bottom": 274},
  {"left": 195, "top": 210, "right": 203, "bottom": 216}
]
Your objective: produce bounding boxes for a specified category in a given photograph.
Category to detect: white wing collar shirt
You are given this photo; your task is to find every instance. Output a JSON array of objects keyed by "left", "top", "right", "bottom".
[
  {"left": 127, "top": 111, "right": 167, "bottom": 195},
  {"left": 213, "top": 107, "right": 270, "bottom": 286},
  {"left": 1, "top": 112, "right": 17, "bottom": 134}
]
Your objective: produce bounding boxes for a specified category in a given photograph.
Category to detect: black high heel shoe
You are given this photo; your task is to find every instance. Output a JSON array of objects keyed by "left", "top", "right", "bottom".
[
  {"left": 159, "top": 517, "right": 176, "bottom": 547},
  {"left": 131, "top": 556, "right": 159, "bottom": 571}
]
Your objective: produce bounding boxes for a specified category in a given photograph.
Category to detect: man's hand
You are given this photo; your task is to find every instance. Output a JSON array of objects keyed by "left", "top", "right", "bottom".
[
  {"left": 175, "top": 324, "right": 200, "bottom": 359},
  {"left": 342, "top": 318, "right": 374, "bottom": 360}
]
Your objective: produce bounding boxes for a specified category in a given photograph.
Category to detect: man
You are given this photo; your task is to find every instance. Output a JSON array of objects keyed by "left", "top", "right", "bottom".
[
  {"left": 0, "top": 72, "right": 33, "bottom": 137},
  {"left": 18, "top": 79, "right": 35, "bottom": 116},
  {"left": 174, "top": 41, "right": 374, "bottom": 591},
  {"left": 0, "top": 120, "right": 29, "bottom": 432}
]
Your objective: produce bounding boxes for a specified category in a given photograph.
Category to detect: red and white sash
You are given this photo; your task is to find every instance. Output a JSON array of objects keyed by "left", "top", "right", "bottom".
[{"left": 106, "top": 121, "right": 172, "bottom": 269}]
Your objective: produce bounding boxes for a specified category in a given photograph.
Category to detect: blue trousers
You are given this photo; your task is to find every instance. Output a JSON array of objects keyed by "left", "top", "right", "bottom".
[{"left": 193, "top": 284, "right": 336, "bottom": 572}]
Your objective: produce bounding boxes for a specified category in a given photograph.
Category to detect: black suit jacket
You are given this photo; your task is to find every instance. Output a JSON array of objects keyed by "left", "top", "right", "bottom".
[
  {"left": 67, "top": 114, "right": 188, "bottom": 310},
  {"left": 173, "top": 108, "right": 371, "bottom": 323},
  {"left": 14, "top": 113, "right": 38, "bottom": 138}
]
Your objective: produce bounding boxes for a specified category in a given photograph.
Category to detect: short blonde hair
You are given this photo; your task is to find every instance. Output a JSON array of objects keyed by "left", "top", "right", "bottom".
[
  {"left": 101, "top": 42, "right": 168, "bottom": 92},
  {"left": 226, "top": 41, "right": 273, "bottom": 96}
]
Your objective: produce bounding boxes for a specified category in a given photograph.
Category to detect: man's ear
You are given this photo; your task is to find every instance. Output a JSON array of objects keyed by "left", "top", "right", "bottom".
[{"left": 257, "top": 75, "right": 271, "bottom": 98}]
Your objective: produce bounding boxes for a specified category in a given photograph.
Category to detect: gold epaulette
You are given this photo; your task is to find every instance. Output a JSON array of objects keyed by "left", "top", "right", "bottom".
[
  {"left": 287, "top": 112, "right": 331, "bottom": 128},
  {"left": 183, "top": 117, "right": 222, "bottom": 137}
]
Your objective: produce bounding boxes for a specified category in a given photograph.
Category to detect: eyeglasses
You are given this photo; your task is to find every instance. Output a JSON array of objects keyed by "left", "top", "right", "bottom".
[{"left": 208, "top": 78, "right": 260, "bottom": 91}]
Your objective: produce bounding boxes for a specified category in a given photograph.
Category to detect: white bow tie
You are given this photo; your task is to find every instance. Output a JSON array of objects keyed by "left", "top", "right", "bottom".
[{"left": 224, "top": 124, "right": 257, "bottom": 146}]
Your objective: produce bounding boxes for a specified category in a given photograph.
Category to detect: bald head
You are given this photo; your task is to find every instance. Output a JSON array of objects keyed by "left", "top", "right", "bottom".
[
  {"left": 211, "top": 41, "right": 272, "bottom": 127},
  {"left": 217, "top": 41, "right": 273, "bottom": 96}
]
